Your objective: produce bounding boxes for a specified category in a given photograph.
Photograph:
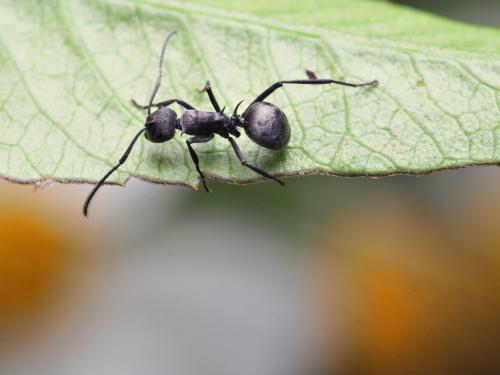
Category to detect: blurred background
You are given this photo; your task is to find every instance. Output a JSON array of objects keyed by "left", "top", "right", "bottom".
[{"left": 1, "top": 1, "right": 500, "bottom": 375}]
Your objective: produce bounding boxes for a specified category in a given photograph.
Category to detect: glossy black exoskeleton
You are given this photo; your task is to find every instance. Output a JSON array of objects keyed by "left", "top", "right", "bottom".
[
  {"left": 243, "top": 102, "right": 290, "bottom": 150},
  {"left": 83, "top": 30, "right": 378, "bottom": 216}
]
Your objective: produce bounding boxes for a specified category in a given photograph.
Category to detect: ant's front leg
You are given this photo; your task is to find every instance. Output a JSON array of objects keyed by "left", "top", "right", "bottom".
[
  {"left": 186, "top": 134, "right": 214, "bottom": 192},
  {"left": 131, "top": 98, "right": 195, "bottom": 111},
  {"left": 228, "top": 137, "right": 284, "bottom": 186},
  {"left": 199, "top": 81, "right": 223, "bottom": 113}
]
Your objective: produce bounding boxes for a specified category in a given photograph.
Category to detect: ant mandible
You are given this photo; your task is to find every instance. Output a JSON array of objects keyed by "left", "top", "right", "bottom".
[{"left": 83, "top": 30, "right": 378, "bottom": 216}]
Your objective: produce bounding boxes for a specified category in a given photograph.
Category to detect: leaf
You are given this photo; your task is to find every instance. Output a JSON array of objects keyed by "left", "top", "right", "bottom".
[
  {"left": 0, "top": 0, "right": 499, "bottom": 189},
  {"left": 179, "top": 0, "right": 500, "bottom": 54}
]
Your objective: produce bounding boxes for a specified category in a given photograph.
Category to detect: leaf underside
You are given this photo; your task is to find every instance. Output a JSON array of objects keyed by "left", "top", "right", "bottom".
[{"left": 0, "top": 0, "right": 499, "bottom": 189}]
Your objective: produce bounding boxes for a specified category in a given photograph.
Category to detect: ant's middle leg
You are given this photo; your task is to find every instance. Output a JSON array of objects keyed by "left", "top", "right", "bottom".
[
  {"left": 251, "top": 78, "right": 378, "bottom": 105},
  {"left": 186, "top": 134, "right": 214, "bottom": 192},
  {"left": 131, "top": 98, "right": 195, "bottom": 111},
  {"left": 199, "top": 81, "right": 222, "bottom": 113},
  {"left": 228, "top": 137, "right": 284, "bottom": 186}
]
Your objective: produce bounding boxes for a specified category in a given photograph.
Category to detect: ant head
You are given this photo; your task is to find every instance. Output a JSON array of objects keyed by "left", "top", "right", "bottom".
[
  {"left": 143, "top": 30, "right": 179, "bottom": 143},
  {"left": 231, "top": 100, "right": 245, "bottom": 127},
  {"left": 145, "top": 107, "right": 178, "bottom": 143}
]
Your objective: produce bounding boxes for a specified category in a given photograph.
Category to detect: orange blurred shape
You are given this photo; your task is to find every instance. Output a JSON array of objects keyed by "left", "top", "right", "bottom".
[
  {"left": 455, "top": 190, "right": 500, "bottom": 285},
  {"left": 0, "top": 209, "right": 69, "bottom": 321},
  {"left": 0, "top": 181, "right": 100, "bottom": 355},
  {"left": 317, "top": 199, "right": 500, "bottom": 375}
]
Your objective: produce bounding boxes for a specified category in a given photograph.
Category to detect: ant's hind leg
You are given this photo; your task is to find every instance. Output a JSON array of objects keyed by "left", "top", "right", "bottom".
[
  {"left": 199, "top": 81, "right": 222, "bottom": 113},
  {"left": 131, "top": 98, "right": 196, "bottom": 111},
  {"left": 228, "top": 137, "right": 284, "bottom": 186},
  {"left": 251, "top": 78, "right": 378, "bottom": 105},
  {"left": 186, "top": 135, "right": 214, "bottom": 192}
]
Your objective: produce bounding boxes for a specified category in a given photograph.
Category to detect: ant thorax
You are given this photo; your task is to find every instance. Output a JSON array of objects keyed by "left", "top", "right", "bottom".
[{"left": 179, "top": 110, "right": 226, "bottom": 136}]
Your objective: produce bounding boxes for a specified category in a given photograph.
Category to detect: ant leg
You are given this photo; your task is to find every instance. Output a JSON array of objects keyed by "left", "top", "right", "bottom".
[
  {"left": 131, "top": 98, "right": 195, "bottom": 111},
  {"left": 199, "top": 81, "right": 222, "bottom": 113},
  {"left": 251, "top": 78, "right": 378, "bottom": 105},
  {"left": 228, "top": 137, "right": 284, "bottom": 186},
  {"left": 186, "top": 134, "right": 214, "bottom": 192},
  {"left": 305, "top": 69, "right": 318, "bottom": 80}
]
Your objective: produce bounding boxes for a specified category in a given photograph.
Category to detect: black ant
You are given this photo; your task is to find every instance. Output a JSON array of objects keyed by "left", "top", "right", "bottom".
[{"left": 83, "top": 30, "right": 378, "bottom": 216}]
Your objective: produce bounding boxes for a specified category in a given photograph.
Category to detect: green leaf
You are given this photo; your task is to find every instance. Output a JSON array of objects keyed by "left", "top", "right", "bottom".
[
  {"left": 0, "top": 0, "right": 499, "bottom": 188},
  {"left": 178, "top": 0, "right": 500, "bottom": 54}
]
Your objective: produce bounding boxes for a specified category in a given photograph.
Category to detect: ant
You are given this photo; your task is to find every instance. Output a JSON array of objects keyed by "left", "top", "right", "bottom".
[{"left": 83, "top": 30, "right": 378, "bottom": 216}]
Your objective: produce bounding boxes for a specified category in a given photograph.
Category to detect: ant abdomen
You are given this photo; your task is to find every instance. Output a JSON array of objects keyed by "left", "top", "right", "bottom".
[{"left": 243, "top": 102, "right": 291, "bottom": 150}]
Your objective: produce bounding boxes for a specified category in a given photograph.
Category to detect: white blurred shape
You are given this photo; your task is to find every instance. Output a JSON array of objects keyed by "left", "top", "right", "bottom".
[{"left": 1, "top": 216, "right": 322, "bottom": 375}]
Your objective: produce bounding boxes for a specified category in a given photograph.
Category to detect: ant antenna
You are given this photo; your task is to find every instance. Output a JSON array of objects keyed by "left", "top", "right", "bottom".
[
  {"left": 147, "top": 30, "right": 178, "bottom": 114},
  {"left": 83, "top": 127, "right": 147, "bottom": 217},
  {"left": 84, "top": 30, "right": 178, "bottom": 216}
]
